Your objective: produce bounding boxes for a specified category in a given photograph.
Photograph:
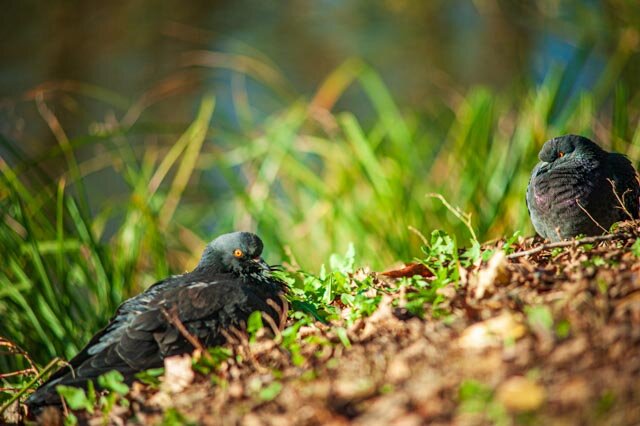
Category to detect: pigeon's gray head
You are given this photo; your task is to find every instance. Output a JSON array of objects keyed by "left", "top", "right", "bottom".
[
  {"left": 538, "top": 134, "right": 606, "bottom": 164},
  {"left": 195, "top": 231, "right": 268, "bottom": 276}
]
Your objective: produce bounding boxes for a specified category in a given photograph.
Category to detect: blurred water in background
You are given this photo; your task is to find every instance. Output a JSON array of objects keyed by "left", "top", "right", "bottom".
[{"left": 3, "top": 1, "right": 638, "bottom": 143}]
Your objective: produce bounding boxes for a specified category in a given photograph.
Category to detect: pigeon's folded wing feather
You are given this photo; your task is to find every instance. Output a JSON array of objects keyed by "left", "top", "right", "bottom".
[
  {"left": 174, "top": 280, "right": 284, "bottom": 324},
  {"left": 25, "top": 279, "right": 174, "bottom": 407}
]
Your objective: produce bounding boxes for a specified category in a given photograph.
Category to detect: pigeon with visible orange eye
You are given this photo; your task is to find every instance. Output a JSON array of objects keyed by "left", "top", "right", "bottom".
[
  {"left": 526, "top": 134, "right": 639, "bottom": 241},
  {"left": 26, "top": 231, "right": 287, "bottom": 413}
]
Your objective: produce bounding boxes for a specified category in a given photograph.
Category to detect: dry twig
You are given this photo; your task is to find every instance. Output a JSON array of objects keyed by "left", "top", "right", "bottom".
[
  {"left": 576, "top": 199, "right": 609, "bottom": 234},
  {"left": 0, "top": 338, "right": 39, "bottom": 377},
  {"left": 160, "top": 306, "right": 207, "bottom": 356},
  {"left": 507, "top": 232, "right": 632, "bottom": 259},
  {"left": 267, "top": 297, "right": 289, "bottom": 332},
  {"left": 427, "top": 193, "right": 478, "bottom": 243},
  {"left": 608, "top": 178, "right": 634, "bottom": 220},
  {"left": 0, "top": 358, "right": 66, "bottom": 417},
  {"left": 260, "top": 313, "right": 281, "bottom": 340}
]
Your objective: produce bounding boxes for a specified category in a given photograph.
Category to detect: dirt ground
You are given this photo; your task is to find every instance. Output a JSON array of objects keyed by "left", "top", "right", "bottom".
[{"left": 26, "top": 224, "right": 640, "bottom": 425}]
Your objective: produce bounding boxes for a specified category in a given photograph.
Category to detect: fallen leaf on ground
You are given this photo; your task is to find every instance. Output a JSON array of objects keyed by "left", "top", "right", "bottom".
[{"left": 382, "top": 263, "right": 432, "bottom": 279}]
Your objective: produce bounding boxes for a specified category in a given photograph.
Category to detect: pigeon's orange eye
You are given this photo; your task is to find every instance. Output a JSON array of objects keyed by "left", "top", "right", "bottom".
[
  {"left": 558, "top": 151, "right": 565, "bottom": 158},
  {"left": 233, "top": 249, "right": 244, "bottom": 258}
]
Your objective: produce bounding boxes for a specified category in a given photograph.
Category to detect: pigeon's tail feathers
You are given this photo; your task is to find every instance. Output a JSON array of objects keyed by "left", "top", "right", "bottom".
[
  {"left": 25, "top": 345, "right": 145, "bottom": 413},
  {"left": 25, "top": 375, "right": 66, "bottom": 410}
]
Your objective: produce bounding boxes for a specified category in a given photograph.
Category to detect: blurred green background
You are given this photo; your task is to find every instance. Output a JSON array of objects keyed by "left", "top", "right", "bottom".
[{"left": 1, "top": 0, "right": 640, "bottom": 367}]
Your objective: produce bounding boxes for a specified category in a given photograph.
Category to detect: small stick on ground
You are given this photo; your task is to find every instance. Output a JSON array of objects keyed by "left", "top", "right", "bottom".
[{"left": 507, "top": 232, "right": 632, "bottom": 259}]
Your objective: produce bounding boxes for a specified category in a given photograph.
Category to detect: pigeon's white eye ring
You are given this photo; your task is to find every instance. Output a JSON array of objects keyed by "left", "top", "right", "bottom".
[{"left": 233, "top": 249, "right": 244, "bottom": 258}]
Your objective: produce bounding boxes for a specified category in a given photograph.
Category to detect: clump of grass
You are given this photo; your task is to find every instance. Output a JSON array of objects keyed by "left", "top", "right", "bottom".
[{"left": 0, "top": 96, "right": 214, "bottom": 371}]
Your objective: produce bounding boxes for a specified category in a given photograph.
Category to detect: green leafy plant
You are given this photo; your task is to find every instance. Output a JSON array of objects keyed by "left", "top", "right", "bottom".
[
  {"left": 399, "top": 230, "right": 460, "bottom": 318},
  {"left": 134, "top": 368, "right": 165, "bottom": 389},
  {"left": 56, "top": 382, "right": 96, "bottom": 414},
  {"left": 55, "top": 370, "right": 130, "bottom": 424}
]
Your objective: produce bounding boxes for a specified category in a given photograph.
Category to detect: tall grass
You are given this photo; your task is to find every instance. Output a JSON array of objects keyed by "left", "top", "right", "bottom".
[{"left": 1, "top": 43, "right": 638, "bottom": 375}]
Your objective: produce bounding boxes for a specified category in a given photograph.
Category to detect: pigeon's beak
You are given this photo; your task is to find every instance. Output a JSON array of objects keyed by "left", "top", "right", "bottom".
[{"left": 251, "top": 256, "right": 270, "bottom": 271}]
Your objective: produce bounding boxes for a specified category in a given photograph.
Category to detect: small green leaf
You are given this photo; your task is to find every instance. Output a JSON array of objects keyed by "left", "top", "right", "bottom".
[
  {"left": 135, "top": 368, "right": 165, "bottom": 387},
  {"left": 596, "top": 390, "right": 616, "bottom": 416},
  {"left": 192, "top": 347, "right": 233, "bottom": 375},
  {"left": 247, "top": 311, "right": 264, "bottom": 337},
  {"left": 555, "top": 319, "right": 571, "bottom": 339},
  {"left": 329, "top": 243, "right": 356, "bottom": 274},
  {"left": 258, "top": 382, "right": 282, "bottom": 401},
  {"left": 161, "top": 407, "right": 197, "bottom": 426},
  {"left": 551, "top": 247, "right": 564, "bottom": 257},
  {"left": 63, "top": 413, "right": 79, "bottom": 426},
  {"left": 86, "top": 380, "right": 96, "bottom": 405},
  {"left": 335, "top": 327, "right": 351, "bottom": 348},
  {"left": 461, "top": 241, "right": 481, "bottom": 265},
  {"left": 97, "top": 370, "right": 129, "bottom": 395},
  {"left": 56, "top": 385, "right": 94, "bottom": 413},
  {"left": 458, "top": 379, "right": 495, "bottom": 415},
  {"left": 290, "top": 299, "right": 327, "bottom": 323}
]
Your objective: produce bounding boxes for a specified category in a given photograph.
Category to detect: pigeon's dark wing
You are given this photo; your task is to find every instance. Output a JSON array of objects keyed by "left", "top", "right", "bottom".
[
  {"left": 26, "top": 274, "right": 285, "bottom": 409},
  {"left": 38, "top": 277, "right": 175, "bottom": 383},
  {"left": 170, "top": 278, "right": 286, "bottom": 350},
  {"left": 24, "top": 277, "right": 176, "bottom": 408},
  {"left": 608, "top": 153, "right": 640, "bottom": 219}
]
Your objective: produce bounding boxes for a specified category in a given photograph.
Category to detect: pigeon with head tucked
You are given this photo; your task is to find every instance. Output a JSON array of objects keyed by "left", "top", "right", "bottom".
[
  {"left": 26, "top": 231, "right": 287, "bottom": 411},
  {"left": 526, "top": 134, "right": 639, "bottom": 241}
]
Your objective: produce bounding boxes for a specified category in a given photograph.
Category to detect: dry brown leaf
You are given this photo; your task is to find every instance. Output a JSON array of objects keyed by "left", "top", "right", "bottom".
[{"left": 382, "top": 263, "right": 433, "bottom": 279}]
